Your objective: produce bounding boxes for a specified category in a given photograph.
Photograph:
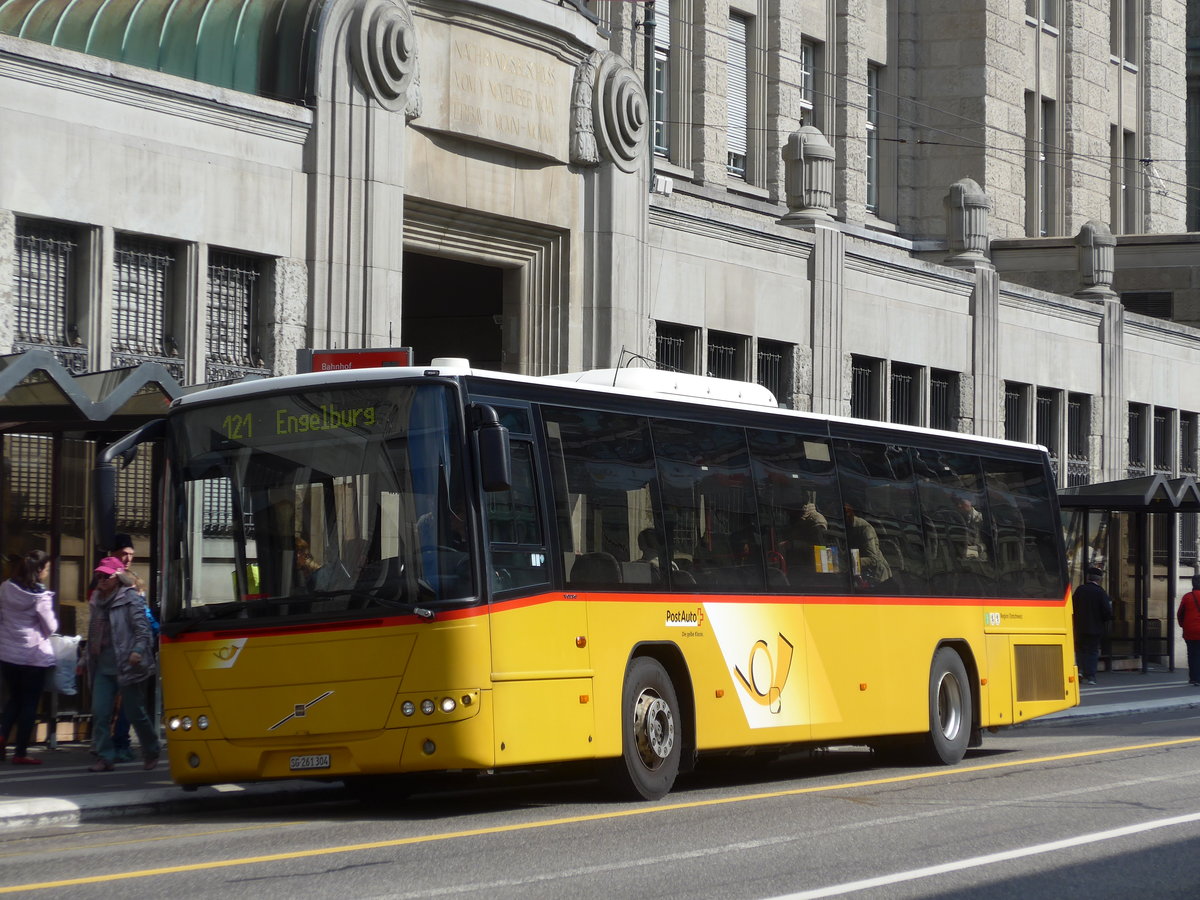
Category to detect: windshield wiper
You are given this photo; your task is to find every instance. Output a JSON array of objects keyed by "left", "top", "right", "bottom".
[
  {"left": 309, "top": 588, "right": 435, "bottom": 620},
  {"left": 163, "top": 595, "right": 296, "bottom": 636}
]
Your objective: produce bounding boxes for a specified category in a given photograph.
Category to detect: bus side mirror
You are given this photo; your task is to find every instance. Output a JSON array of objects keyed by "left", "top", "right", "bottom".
[{"left": 471, "top": 405, "right": 511, "bottom": 492}]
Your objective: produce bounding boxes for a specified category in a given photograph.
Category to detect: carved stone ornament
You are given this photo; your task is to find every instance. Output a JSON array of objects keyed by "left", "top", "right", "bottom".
[
  {"left": 350, "top": 0, "right": 421, "bottom": 117},
  {"left": 571, "top": 50, "right": 648, "bottom": 172}
]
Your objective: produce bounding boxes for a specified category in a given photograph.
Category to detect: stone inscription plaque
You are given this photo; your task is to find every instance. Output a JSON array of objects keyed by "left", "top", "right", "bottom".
[{"left": 423, "top": 24, "right": 569, "bottom": 161}]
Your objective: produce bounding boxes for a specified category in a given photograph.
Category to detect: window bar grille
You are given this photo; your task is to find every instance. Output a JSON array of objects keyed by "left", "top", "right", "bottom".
[
  {"left": 655, "top": 326, "right": 689, "bottom": 373},
  {"left": 112, "top": 238, "right": 184, "bottom": 379},
  {"left": 1182, "top": 415, "right": 1198, "bottom": 475},
  {"left": 115, "top": 449, "right": 153, "bottom": 533},
  {"left": 1066, "top": 396, "right": 1089, "bottom": 486},
  {"left": 1128, "top": 406, "right": 1147, "bottom": 477},
  {"left": 707, "top": 336, "right": 737, "bottom": 381},
  {"left": 1004, "top": 385, "right": 1025, "bottom": 443},
  {"left": 756, "top": 344, "right": 786, "bottom": 407},
  {"left": 890, "top": 367, "right": 915, "bottom": 425},
  {"left": 1152, "top": 411, "right": 1171, "bottom": 473},
  {"left": 206, "top": 252, "right": 268, "bottom": 383},
  {"left": 14, "top": 221, "right": 87, "bottom": 373},
  {"left": 1036, "top": 390, "right": 1058, "bottom": 477},
  {"left": 851, "top": 360, "right": 873, "bottom": 420},
  {"left": 1181, "top": 514, "right": 1198, "bottom": 564},
  {"left": 930, "top": 371, "right": 953, "bottom": 432},
  {"left": 4, "top": 435, "right": 53, "bottom": 528}
]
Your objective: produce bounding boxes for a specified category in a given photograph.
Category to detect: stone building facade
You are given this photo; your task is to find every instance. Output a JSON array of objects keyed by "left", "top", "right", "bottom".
[{"left": 2, "top": 0, "right": 1200, "bottom": 648}]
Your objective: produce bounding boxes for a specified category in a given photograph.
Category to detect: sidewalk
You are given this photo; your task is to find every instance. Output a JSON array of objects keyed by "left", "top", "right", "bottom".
[
  {"left": 1037, "top": 666, "right": 1200, "bottom": 722},
  {"left": 3, "top": 669, "right": 1199, "bottom": 829},
  {"left": 0, "top": 742, "right": 341, "bottom": 829}
]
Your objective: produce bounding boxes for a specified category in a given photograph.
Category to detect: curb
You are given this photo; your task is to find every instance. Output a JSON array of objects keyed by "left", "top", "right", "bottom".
[
  {"left": 1029, "top": 696, "right": 1200, "bottom": 726},
  {"left": 0, "top": 780, "right": 345, "bottom": 830}
]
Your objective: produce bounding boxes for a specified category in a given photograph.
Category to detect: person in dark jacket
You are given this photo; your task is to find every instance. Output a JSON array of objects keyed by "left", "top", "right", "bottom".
[
  {"left": 86, "top": 557, "right": 159, "bottom": 772},
  {"left": 1073, "top": 565, "right": 1114, "bottom": 685},
  {"left": 1176, "top": 574, "right": 1200, "bottom": 686}
]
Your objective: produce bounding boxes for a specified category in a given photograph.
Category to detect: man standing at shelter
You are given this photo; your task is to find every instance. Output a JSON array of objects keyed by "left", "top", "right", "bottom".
[{"left": 1073, "top": 566, "right": 1113, "bottom": 685}]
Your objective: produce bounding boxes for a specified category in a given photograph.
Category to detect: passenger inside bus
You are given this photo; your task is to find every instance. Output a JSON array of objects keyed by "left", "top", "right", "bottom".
[{"left": 844, "top": 504, "right": 893, "bottom": 590}]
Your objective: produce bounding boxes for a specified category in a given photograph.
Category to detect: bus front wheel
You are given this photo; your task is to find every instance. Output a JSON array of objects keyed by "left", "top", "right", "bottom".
[
  {"left": 613, "top": 656, "right": 681, "bottom": 800},
  {"left": 922, "top": 647, "right": 972, "bottom": 765}
]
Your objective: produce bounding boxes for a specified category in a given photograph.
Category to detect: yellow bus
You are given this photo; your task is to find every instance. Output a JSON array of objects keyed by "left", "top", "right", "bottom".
[{"left": 104, "top": 363, "right": 1078, "bottom": 800}]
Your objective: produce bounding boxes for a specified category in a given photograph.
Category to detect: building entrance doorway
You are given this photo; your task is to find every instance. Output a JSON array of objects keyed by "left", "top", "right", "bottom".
[{"left": 402, "top": 253, "right": 504, "bottom": 370}]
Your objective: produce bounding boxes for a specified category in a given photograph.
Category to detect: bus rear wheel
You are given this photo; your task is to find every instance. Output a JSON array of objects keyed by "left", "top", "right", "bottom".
[
  {"left": 613, "top": 656, "right": 681, "bottom": 800},
  {"left": 922, "top": 647, "right": 972, "bottom": 765}
]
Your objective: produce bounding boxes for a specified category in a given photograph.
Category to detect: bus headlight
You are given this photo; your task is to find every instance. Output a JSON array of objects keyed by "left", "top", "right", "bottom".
[
  {"left": 169, "top": 717, "right": 182, "bottom": 731},
  {"left": 421, "top": 699, "right": 436, "bottom": 715},
  {"left": 401, "top": 701, "right": 416, "bottom": 717},
  {"left": 197, "top": 715, "right": 209, "bottom": 730},
  {"left": 440, "top": 697, "right": 456, "bottom": 713}
]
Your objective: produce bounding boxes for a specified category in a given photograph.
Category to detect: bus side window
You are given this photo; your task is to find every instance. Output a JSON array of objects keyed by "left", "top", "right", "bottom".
[
  {"left": 652, "top": 419, "right": 763, "bottom": 593},
  {"left": 983, "top": 457, "right": 1064, "bottom": 598},
  {"left": 912, "top": 449, "right": 995, "bottom": 598},
  {"left": 486, "top": 442, "right": 549, "bottom": 594},
  {"left": 833, "top": 440, "right": 923, "bottom": 594},
  {"left": 747, "top": 428, "right": 849, "bottom": 595},
  {"left": 542, "top": 407, "right": 663, "bottom": 591}
]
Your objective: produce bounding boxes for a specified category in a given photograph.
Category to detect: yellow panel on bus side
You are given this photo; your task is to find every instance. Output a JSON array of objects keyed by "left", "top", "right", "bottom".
[
  {"left": 982, "top": 633, "right": 1014, "bottom": 728},
  {"left": 492, "top": 678, "right": 596, "bottom": 765}
]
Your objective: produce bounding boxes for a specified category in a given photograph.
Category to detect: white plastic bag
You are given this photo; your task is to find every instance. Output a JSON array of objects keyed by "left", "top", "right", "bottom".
[{"left": 47, "top": 634, "right": 81, "bottom": 695}]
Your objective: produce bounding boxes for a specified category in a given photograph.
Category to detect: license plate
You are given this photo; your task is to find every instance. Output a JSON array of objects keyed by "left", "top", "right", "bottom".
[{"left": 289, "top": 754, "right": 331, "bottom": 771}]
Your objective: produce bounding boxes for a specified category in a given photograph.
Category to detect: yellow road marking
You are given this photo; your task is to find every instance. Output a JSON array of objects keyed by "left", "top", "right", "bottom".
[{"left": 5, "top": 736, "right": 1200, "bottom": 894}]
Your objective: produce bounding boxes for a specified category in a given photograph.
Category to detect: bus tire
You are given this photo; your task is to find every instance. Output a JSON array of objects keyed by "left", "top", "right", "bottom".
[
  {"left": 922, "top": 647, "right": 972, "bottom": 765},
  {"left": 613, "top": 656, "right": 681, "bottom": 800}
]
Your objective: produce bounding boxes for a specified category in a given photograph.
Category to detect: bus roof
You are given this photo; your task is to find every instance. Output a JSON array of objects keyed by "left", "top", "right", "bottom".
[{"left": 172, "top": 364, "right": 1049, "bottom": 455}]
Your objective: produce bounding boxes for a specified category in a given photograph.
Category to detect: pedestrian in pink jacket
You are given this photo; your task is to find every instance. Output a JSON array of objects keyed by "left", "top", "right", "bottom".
[{"left": 0, "top": 549, "right": 57, "bottom": 764}]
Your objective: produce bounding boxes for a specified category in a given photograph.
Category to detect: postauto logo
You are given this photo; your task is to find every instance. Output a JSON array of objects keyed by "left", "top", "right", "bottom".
[
  {"left": 734, "top": 633, "right": 795, "bottom": 715},
  {"left": 664, "top": 607, "right": 705, "bottom": 627}
]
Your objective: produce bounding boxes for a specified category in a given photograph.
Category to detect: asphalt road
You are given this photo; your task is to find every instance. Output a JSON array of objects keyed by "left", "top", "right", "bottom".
[{"left": 2, "top": 705, "right": 1199, "bottom": 899}]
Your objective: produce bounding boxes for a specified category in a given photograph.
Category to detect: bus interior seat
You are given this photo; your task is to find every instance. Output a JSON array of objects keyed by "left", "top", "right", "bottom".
[
  {"left": 621, "top": 560, "right": 659, "bottom": 584},
  {"left": 571, "top": 552, "right": 623, "bottom": 587}
]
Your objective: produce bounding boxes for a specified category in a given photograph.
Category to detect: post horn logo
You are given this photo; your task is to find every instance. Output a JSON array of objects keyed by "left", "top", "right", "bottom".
[{"left": 733, "top": 633, "right": 795, "bottom": 714}]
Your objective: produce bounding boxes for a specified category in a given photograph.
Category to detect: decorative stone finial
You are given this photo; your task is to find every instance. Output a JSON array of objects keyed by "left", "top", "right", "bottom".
[
  {"left": 943, "top": 178, "right": 990, "bottom": 266},
  {"left": 570, "top": 51, "right": 648, "bottom": 173},
  {"left": 1075, "top": 220, "right": 1117, "bottom": 300},
  {"left": 779, "top": 126, "right": 835, "bottom": 224}
]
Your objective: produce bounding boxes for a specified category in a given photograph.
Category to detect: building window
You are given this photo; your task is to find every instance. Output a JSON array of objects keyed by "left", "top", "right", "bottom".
[
  {"left": 1027, "top": 0, "right": 1058, "bottom": 29},
  {"left": 1121, "top": 291, "right": 1172, "bottom": 319},
  {"left": 706, "top": 330, "right": 744, "bottom": 380},
  {"left": 756, "top": 339, "right": 790, "bottom": 408},
  {"left": 13, "top": 218, "right": 86, "bottom": 373},
  {"left": 889, "top": 362, "right": 919, "bottom": 426},
  {"left": 1152, "top": 408, "right": 1173, "bottom": 474},
  {"left": 653, "top": 3, "right": 671, "bottom": 156},
  {"left": 1122, "top": 129, "right": 1139, "bottom": 234},
  {"left": 655, "top": 321, "right": 697, "bottom": 374},
  {"left": 1128, "top": 403, "right": 1148, "bottom": 476},
  {"left": 851, "top": 355, "right": 882, "bottom": 421},
  {"left": 112, "top": 236, "right": 183, "bottom": 378},
  {"left": 1005, "top": 382, "right": 1030, "bottom": 443},
  {"left": 206, "top": 251, "right": 268, "bottom": 383},
  {"left": 1040, "top": 99, "right": 1056, "bottom": 236},
  {"left": 1182, "top": 413, "right": 1198, "bottom": 474},
  {"left": 930, "top": 369, "right": 955, "bottom": 432},
  {"left": 799, "top": 40, "right": 818, "bottom": 126},
  {"left": 1122, "top": 0, "right": 1139, "bottom": 67},
  {"left": 1035, "top": 387, "right": 1060, "bottom": 479},
  {"left": 866, "top": 64, "right": 880, "bottom": 214},
  {"left": 726, "top": 13, "right": 750, "bottom": 179},
  {"left": 1067, "top": 394, "right": 1090, "bottom": 487}
]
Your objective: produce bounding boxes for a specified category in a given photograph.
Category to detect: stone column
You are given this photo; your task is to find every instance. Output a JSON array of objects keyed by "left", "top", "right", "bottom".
[
  {"left": 780, "top": 127, "right": 835, "bottom": 224},
  {"left": 1100, "top": 297, "right": 1126, "bottom": 480},
  {"left": 0, "top": 210, "right": 13, "bottom": 354},
  {"left": 808, "top": 223, "right": 844, "bottom": 416},
  {"left": 1074, "top": 220, "right": 1117, "bottom": 301}
]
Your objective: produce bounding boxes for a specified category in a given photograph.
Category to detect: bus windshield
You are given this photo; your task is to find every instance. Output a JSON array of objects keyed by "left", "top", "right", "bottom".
[{"left": 164, "top": 383, "right": 473, "bottom": 630}]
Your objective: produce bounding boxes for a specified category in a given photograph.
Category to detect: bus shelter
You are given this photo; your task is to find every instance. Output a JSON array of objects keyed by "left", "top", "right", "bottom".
[
  {"left": 1060, "top": 475, "right": 1200, "bottom": 674},
  {"left": 1, "top": 349, "right": 182, "bottom": 742}
]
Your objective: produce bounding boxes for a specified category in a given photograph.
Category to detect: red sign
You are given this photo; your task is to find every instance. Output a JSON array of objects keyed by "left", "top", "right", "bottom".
[{"left": 297, "top": 348, "right": 413, "bottom": 373}]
